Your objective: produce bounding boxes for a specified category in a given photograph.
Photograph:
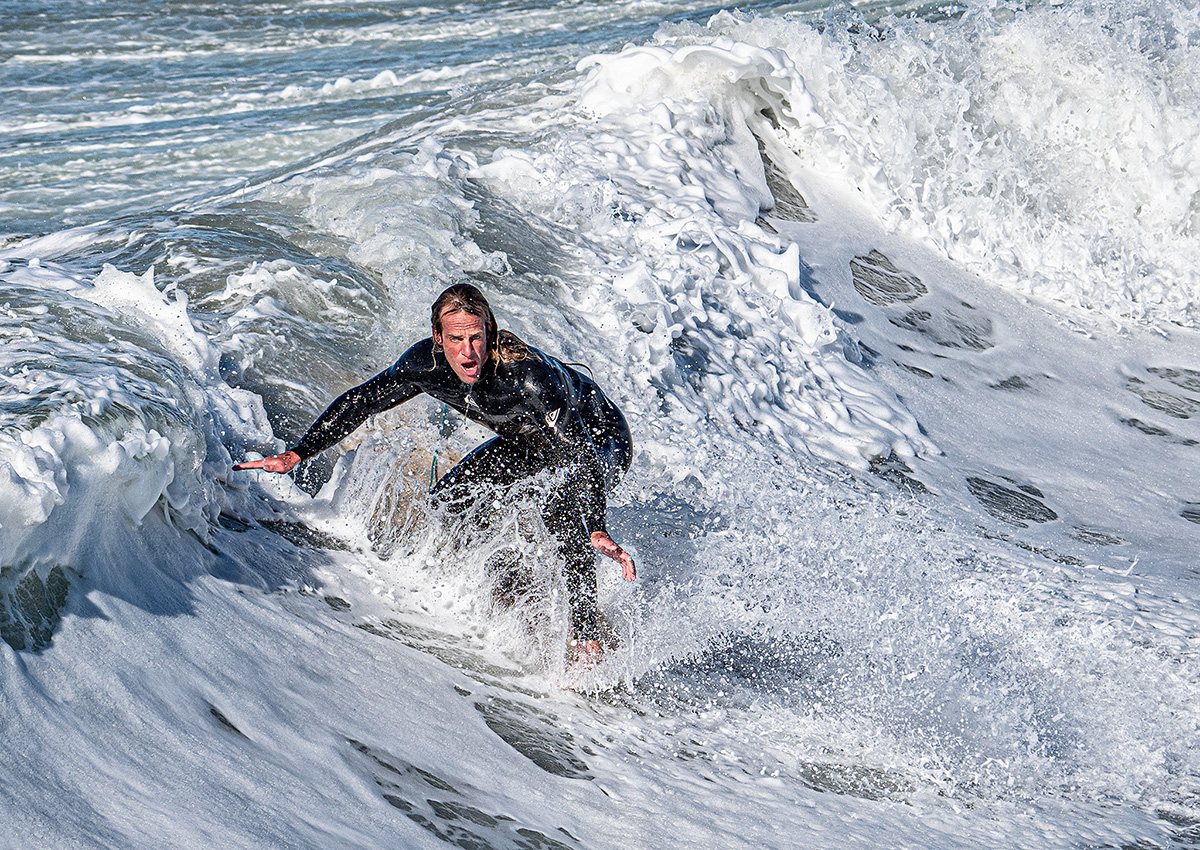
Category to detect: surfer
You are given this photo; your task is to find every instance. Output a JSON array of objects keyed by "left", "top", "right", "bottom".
[{"left": 235, "top": 283, "right": 635, "bottom": 669}]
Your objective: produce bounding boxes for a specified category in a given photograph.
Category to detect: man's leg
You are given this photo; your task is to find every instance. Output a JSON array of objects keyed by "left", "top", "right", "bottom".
[
  {"left": 542, "top": 477, "right": 603, "bottom": 643},
  {"left": 430, "top": 437, "right": 530, "bottom": 511},
  {"left": 434, "top": 443, "right": 607, "bottom": 653},
  {"left": 431, "top": 438, "right": 541, "bottom": 602}
]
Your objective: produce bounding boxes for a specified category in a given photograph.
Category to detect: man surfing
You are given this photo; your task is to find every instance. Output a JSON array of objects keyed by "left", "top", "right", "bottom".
[{"left": 235, "top": 283, "right": 636, "bottom": 670}]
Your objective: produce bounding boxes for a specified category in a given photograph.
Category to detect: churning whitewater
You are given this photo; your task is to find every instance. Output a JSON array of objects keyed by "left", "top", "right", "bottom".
[{"left": 3, "top": 1, "right": 1200, "bottom": 848}]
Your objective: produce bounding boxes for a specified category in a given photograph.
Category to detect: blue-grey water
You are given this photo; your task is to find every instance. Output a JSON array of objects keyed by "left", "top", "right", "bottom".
[{"left": 4, "top": 1, "right": 1200, "bottom": 848}]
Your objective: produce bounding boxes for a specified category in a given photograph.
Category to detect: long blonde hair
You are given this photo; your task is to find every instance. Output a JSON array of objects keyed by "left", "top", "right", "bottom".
[{"left": 431, "top": 283, "right": 530, "bottom": 365}]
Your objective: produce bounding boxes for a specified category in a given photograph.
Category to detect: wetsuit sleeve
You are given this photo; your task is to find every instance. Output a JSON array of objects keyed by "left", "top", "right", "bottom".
[{"left": 288, "top": 345, "right": 427, "bottom": 460}]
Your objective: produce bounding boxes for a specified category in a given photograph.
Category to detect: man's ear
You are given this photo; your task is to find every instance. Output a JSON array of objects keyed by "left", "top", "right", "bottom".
[{"left": 433, "top": 330, "right": 443, "bottom": 348}]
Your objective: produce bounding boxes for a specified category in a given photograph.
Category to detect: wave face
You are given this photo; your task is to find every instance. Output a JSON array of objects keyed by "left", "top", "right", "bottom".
[
  {"left": 735, "top": 0, "right": 1200, "bottom": 328},
  {"left": 4, "top": 1, "right": 1200, "bottom": 848}
]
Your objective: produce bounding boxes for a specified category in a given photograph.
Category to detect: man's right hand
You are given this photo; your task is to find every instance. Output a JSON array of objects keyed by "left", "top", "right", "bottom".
[{"left": 233, "top": 450, "right": 301, "bottom": 474}]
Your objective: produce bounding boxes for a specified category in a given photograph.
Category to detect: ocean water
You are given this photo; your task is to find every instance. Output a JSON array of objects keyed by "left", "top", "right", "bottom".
[{"left": 3, "top": 0, "right": 1200, "bottom": 847}]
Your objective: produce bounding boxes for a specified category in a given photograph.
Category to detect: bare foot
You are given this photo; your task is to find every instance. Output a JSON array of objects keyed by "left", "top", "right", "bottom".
[{"left": 566, "top": 638, "right": 604, "bottom": 671}]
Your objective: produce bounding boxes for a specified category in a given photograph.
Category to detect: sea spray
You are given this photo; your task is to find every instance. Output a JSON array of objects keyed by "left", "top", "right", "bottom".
[
  {"left": 680, "top": 3, "right": 1200, "bottom": 327},
  {"left": 0, "top": 258, "right": 285, "bottom": 645},
  {"left": 2, "top": 2, "right": 1200, "bottom": 846}
]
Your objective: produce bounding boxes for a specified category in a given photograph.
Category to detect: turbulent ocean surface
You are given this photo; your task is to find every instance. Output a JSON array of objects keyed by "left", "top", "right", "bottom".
[{"left": 4, "top": 0, "right": 1200, "bottom": 847}]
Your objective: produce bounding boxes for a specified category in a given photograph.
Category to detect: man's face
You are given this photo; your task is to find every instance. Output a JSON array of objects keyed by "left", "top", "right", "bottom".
[{"left": 435, "top": 309, "right": 488, "bottom": 384}]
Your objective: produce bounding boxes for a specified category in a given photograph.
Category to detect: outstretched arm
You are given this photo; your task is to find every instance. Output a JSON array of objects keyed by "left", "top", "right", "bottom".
[
  {"left": 590, "top": 530, "right": 636, "bottom": 581},
  {"left": 234, "top": 345, "right": 429, "bottom": 474},
  {"left": 288, "top": 367, "right": 419, "bottom": 461}
]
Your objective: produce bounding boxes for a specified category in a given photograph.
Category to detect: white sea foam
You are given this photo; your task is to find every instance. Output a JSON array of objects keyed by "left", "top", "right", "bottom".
[
  {"left": 4, "top": 2, "right": 1200, "bottom": 848},
  {"left": 681, "top": 3, "right": 1200, "bottom": 327},
  {"left": 277, "top": 34, "right": 937, "bottom": 469},
  {"left": 0, "top": 261, "right": 276, "bottom": 581}
]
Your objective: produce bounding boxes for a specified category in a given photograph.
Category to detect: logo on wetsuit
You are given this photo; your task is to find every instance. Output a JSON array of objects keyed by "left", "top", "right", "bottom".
[{"left": 545, "top": 408, "right": 561, "bottom": 429}]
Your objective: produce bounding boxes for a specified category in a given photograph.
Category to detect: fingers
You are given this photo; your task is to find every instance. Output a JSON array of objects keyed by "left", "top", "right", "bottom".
[
  {"left": 612, "top": 547, "right": 636, "bottom": 581},
  {"left": 233, "top": 451, "right": 300, "bottom": 474},
  {"left": 610, "top": 547, "right": 636, "bottom": 581},
  {"left": 589, "top": 531, "right": 637, "bottom": 581}
]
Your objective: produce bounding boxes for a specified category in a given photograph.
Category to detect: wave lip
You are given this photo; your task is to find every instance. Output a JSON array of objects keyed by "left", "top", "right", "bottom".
[{"left": 455, "top": 34, "right": 936, "bottom": 468}]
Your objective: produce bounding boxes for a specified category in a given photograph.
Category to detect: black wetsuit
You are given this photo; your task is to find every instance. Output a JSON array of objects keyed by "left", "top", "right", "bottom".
[{"left": 288, "top": 338, "right": 632, "bottom": 641}]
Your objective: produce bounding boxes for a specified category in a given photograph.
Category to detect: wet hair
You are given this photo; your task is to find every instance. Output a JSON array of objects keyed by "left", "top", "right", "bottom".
[{"left": 430, "top": 283, "right": 529, "bottom": 365}]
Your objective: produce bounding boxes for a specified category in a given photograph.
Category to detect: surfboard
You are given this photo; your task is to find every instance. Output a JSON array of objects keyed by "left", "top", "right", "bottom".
[
  {"left": 331, "top": 408, "right": 462, "bottom": 553},
  {"left": 335, "top": 409, "right": 623, "bottom": 688}
]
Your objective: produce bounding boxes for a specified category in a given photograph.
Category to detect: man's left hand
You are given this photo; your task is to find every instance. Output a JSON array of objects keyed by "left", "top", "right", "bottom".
[{"left": 590, "top": 531, "right": 636, "bottom": 581}]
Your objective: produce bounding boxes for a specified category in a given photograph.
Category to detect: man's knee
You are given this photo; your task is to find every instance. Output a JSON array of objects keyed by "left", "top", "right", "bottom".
[{"left": 428, "top": 480, "right": 475, "bottom": 515}]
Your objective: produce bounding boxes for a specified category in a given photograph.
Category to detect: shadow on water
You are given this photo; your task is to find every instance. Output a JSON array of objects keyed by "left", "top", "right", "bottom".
[
  {"left": 608, "top": 489, "right": 729, "bottom": 582},
  {"left": 0, "top": 565, "right": 70, "bottom": 652},
  {"left": 635, "top": 629, "right": 844, "bottom": 709},
  {"left": 0, "top": 508, "right": 353, "bottom": 653},
  {"left": 348, "top": 738, "right": 582, "bottom": 850},
  {"left": 630, "top": 630, "right": 925, "bottom": 802}
]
